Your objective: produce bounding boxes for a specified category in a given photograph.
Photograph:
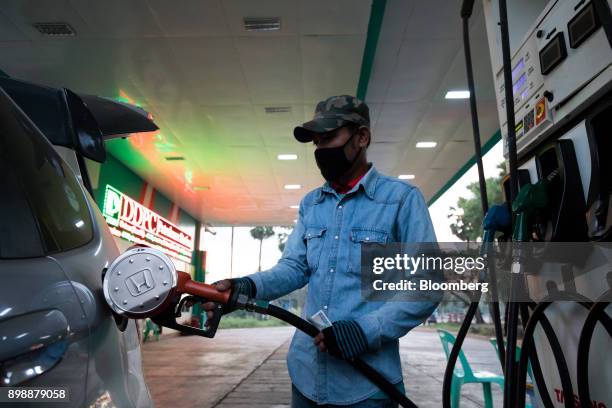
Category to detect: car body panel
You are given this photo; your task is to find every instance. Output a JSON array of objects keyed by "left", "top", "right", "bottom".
[{"left": 0, "top": 85, "right": 152, "bottom": 407}]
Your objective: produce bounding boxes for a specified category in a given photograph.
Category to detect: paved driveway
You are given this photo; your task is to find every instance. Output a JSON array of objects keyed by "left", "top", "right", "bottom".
[{"left": 142, "top": 326, "right": 505, "bottom": 407}]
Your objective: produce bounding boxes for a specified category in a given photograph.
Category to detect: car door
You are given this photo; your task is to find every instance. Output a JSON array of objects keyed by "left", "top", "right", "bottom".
[{"left": 0, "top": 87, "right": 90, "bottom": 405}]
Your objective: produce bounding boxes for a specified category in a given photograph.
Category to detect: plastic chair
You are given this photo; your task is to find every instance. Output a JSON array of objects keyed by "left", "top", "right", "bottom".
[
  {"left": 143, "top": 318, "right": 161, "bottom": 342},
  {"left": 437, "top": 329, "right": 504, "bottom": 408},
  {"left": 489, "top": 339, "right": 535, "bottom": 408}
]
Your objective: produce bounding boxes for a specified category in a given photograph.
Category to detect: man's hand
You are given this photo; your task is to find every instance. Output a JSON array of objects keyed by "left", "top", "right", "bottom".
[
  {"left": 314, "top": 332, "right": 327, "bottom": 352},
  {"left": 202, "top": 280, "right": 232, "bottom": 320},
  {"left": 313, "top": 320, "right": 368, "bottom": 360}
]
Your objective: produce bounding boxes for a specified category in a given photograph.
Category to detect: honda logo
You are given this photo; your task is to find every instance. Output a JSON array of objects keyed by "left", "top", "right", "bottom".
[{"left": 126, "top": 269, "right": 155, "bottom": 296}]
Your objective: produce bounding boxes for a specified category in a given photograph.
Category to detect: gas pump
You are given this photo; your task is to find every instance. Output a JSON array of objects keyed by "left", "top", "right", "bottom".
[{"left": 479, "top": 0, "right": 612, "bottom": 406}]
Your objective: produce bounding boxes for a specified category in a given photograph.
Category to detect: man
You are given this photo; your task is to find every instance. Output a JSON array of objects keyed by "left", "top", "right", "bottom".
[{"left": 204, "top": 95, "right": 438, "bottom": 407}]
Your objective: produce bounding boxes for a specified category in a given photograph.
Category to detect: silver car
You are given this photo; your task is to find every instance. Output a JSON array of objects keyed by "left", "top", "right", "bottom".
[{"left": 0, "top": 84, "right": 153, "bottom": 407}]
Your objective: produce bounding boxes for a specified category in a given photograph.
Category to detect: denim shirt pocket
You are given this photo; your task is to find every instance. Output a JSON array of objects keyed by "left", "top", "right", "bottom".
[
  {"left": 303, "top": 226, "right": 327, "bottom": 270},
  {"left": 348, "top": 228, "right": 389, "bottom": 274}
]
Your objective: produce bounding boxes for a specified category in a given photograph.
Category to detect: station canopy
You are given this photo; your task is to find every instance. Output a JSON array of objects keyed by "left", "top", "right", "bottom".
[{"left": 0, "top": 0, "right": 500, "bottom": 225}]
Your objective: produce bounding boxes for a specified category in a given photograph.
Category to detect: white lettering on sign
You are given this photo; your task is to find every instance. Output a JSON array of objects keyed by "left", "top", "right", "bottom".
[{"left": 102, "top": 184, "right": 193, "bottom": 263}]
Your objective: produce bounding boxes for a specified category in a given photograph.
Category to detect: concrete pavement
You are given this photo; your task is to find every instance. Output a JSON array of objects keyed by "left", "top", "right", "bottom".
[{"left": 142, "top": 326, "right": 505, "bottom": 407}]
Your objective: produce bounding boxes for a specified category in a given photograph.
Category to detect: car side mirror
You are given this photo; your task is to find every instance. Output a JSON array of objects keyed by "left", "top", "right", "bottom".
[{"left": 64, "top": 89, "right": 106, "bottom": 163}]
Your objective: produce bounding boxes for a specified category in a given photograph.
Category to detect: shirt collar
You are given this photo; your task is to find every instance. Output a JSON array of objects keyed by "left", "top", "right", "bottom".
[{"left": 317, "top": 165, "right": 378, "bottom": 202}]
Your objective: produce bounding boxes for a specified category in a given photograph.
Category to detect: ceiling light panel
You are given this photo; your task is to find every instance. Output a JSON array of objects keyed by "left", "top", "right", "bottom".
[{"left": 445, "top": 90, "right": 470, "bottom": 99}]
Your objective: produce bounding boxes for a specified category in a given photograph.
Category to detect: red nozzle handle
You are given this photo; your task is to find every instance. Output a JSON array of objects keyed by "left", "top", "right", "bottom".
[{"left": 176, "top": 271, "right": 231, "bottom": 304}]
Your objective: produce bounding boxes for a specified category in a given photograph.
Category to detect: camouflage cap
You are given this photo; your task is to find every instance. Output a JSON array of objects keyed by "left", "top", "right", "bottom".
[{"left": 294, "top": 95, "right": 370, "bottom": 143}]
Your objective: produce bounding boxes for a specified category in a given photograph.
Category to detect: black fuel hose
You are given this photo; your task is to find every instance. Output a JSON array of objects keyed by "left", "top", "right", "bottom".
[
  {"left": 516, "top": 301, "right": 573, "bottom": 408},
  {"left": 265, "top": 304, "right": 418, "bottom": 408},
  {"left": 461, "top": 0, "right": 506, "bottom": 370},
  {"left": 577, "top": 289, "right": 612, "bottom": 407},
  {"left": 498, "top": 0, "right": 522, "bottom": 400},
  {"left": 440, "top": 4, "right": 508, "bottom": 408},
  {"left": 519, "top": 303, "right": 556, "bottom": 408},
  {"left": 515, "top": 292, "right": 596, "bottom": 408},
  {"left": 441, "top": 297, "right": 481, "bottom": 408}
]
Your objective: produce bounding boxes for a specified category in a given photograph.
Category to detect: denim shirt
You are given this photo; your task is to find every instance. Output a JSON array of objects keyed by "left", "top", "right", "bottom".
[{"left": 248, "top": 166, "right": 438, "bottom": 405}]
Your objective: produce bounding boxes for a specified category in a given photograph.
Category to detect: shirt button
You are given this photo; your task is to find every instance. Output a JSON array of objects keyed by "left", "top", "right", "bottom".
[
  {"left": 338, "top": 205, "right": 343, "bottom": 209},
  {"left": 365, "top": 237, "right": 370, "bottom": 241},
  {"left": 334, "top": 235, "right": 339, "bottom": 240},
  {"left": 323, "top": 305, "right": 328, "bottom": 310},
  {"left": 330, "top": 268, "right": 334, "bottom": 272}
]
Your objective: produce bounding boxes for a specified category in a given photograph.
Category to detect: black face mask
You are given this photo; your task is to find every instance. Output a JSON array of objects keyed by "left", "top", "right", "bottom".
[{"left": 314, "top": 131, "right": 361, "bottom": 181}]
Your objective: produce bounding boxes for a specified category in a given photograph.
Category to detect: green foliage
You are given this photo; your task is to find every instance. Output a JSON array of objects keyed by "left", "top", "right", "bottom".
[
  {"left": 448, "top": 163, "right": 507, "bottom": 242},
  {"left": 218, "top": 315, "right": 288, "bottom": 329},
  {"left": 250, "top": 226, "right": 275, "bottom": 241}
]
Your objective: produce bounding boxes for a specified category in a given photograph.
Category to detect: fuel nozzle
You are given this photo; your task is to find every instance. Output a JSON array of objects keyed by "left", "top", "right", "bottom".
[
  {"left": 512, "top": 170, "right": 559, "bottom": 242},
  {"left": 103, "top": 246, "right": 231, "bottom": 337},
  {"left": 482, "top": 204, "right": 512, "bottom": 244}
]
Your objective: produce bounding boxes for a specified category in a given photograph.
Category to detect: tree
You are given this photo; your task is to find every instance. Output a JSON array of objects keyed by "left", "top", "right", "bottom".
[
  {"left": 448, "top": 163, "right": 507, "bottom": 242},
  {"left": 250, "top": 226, "right": 275, "bottom": 271}
]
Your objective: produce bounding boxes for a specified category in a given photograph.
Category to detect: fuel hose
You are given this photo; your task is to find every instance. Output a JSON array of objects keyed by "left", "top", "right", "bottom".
[
  {"left": 264, "top": 304, "right": 419, "bottom": 408},
  {"left": 441, "top": 2, "right": 508, "bottom": 408},
  {"left": 519, "top": 303, "right": 556, "bottom": 408},
  {"left": 576, "top": 289, "right": 612, "bottom": 407},
  {"left": 515, "top": 292, "right": 598, "bottom": 408},
  {"left": 497, "top": 0, "right": 522, "bottom": 404}
]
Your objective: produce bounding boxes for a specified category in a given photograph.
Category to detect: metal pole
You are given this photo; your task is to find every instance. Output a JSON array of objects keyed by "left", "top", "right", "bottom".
[{"left": 230, "top": 226, "right": 235, "bottom": 278}]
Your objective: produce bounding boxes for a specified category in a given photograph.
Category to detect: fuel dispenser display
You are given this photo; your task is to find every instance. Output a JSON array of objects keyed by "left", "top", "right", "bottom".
[{"left": 485, "top": 0, "right": 612, "bottom": 159}]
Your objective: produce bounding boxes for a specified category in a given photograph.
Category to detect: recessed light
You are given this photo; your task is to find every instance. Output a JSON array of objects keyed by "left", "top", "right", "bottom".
[
  {"left": 416, "top": 141, "right": 437, "bottom": 148},
  {"left": 278, "top": 154, "right": 298, "bottom": 160},
  {"left": 193, "top": 186, "right": 210, "bottom": 191},
  {"left": 398, "top": 174, "right": 415, "bottom": 180},
  {"left": 165, "top": 156, "right": 185, "bottom": 161},
  {"left": 289, "top": 205, "right": 299, "bottom": 209},
  {"left": 445, "top": 90, "right": 470, "bottom": 99},
  {"left": 284, "top": 184, "right": 301, "bottom": 190}
]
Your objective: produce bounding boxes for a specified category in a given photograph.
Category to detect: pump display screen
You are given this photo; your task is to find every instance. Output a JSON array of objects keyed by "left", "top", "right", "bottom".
[
  {"left": 539, "top": 32, "right": 567, "bottom": 75},
  {"left": 513, "top": 73, "right": 527, "bottom": 94},
  {"left": 568, "top": 2, "right": 600, "bottom": 48},
  {"left": 512, "top": 58, "right": 524, "bottom": 81}
]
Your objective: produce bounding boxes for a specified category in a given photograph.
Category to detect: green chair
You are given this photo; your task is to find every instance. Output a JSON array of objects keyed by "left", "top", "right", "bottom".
[
  {"left": 143, "top": 318, "right": 161, "bottom": 342},
  {"left": 437, "top": 329, "right": 504, "bottom": 408},
  {"left": 489, "top": 339, "right": 535, "bottom": 408}
]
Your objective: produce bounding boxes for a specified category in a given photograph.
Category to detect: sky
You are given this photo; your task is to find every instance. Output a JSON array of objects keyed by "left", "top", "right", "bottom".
[{"left": 202, "top": 141, "right": 505, "bottom": 283}]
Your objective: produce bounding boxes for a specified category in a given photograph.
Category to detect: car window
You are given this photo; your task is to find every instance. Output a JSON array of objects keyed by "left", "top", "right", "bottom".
[{"left": 0, "top": 88, "right": 93, "bottom": 258}]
